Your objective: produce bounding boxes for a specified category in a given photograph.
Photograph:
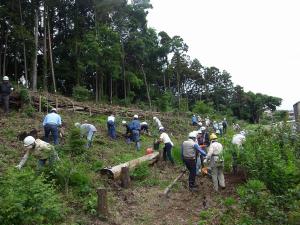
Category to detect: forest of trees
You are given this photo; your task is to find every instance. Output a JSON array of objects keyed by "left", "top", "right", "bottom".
[{"left": 0, "top": 0, "right": 282, "bottom": 123}]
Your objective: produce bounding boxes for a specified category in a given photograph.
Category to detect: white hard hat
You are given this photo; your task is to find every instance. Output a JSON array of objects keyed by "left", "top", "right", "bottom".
[
  {"left": 197, "top": 129, "right": 202, "bottom": 134},
  {"left": 3, "top": 76, "right": 9, "bottom": 81},
  {"left": 24, "top": 136, "right": 35, "bottom": 147},
  {"left": 159, "top": 126, "right": 164, "bottom": 131},
  {"left": 200, "top": 126, "right": 206, "bottom": 131},
  {"left": 75, "top": 122, "right": 81, "bottom": 128},
  {"left": 133, "top": 115, "right": 138, "bottom": 119},
  {"left": 153, "top": 116, "right": 157, "bottom": 120},
  {"left": 51, "top": 108, "right": 57, "bottom": 112},
  {"left": 141, "top": 122, "right": 147, "bottom": 125},
  {"left": 122, "top": 120, "right": 127, "bottom": 124},
  {"left": 188, "top": 131, "right": 197, "bottom": 139},
  {"left": 240, "top": 130, "right": 246, "bottom": 136}
]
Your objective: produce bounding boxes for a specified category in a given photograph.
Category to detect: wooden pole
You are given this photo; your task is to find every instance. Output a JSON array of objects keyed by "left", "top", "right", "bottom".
[
  {"left": 55, "top": 97, "right": 58, "bottom": 109},
  {"left": 96, "top": 188, "right": 108, "bottom": 219},
  {"left": 120, "top": 166, "right": 131, "bottom": 188},
  {"left": 89, "top": 106, "right": 92, "bottom": 116},
  {"left": 163, "top": 169, "right": 186, "bottom": 197}
]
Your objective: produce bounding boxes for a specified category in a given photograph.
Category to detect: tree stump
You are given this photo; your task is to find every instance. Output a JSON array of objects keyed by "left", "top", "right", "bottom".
[
  {"left": 96, "top": 188, "right": 108, "bottom": 220},
  {"left": 121, "top": 166, "right": 131, "bottom": 188}
]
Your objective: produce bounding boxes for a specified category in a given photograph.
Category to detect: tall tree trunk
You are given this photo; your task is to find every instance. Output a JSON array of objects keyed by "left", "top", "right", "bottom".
[
  {"left": 141, "top": 64, "right": 152, "bottom": 109},
  {"left": 110, "top": 75, "right": 113, "bottom": 104},
  {"left": 0, "top": 51, "right": 2, "bottom": 77},
  {"left": 48, "top": 17, "right": 56, "bottom": 92},
  {"left": 32, "top": 4, "right": 39, "bottom": 91},
  {"left": 2, "top": 33, "right": 8, "bottom": 77},
  {"left": 121, "top": 41, "right": 126, "bottom": 101},
  {"left": 177, "top": 70, "right": 181, "bottom": 109},
  {"left": 19, "top": 0, "right": 28, "bottom": 85},
  {"left": 95, "top": 71, "right": 99, "bottom": 102},
  {"left": 43, "top": 3, "right": 48, "bottom": 91}
]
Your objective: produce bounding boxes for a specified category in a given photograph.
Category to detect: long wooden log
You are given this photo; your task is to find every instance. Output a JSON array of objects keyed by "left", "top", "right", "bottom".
[
  {"left": 100, "top": 152, "right": 159, "bottom": 179},
  {"left": 163, "top": 169, "right": 187, "bottom": 196}
]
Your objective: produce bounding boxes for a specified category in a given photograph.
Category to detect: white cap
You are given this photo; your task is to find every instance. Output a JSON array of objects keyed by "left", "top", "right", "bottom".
[
  {"left": 75, "top": 122, "right": 81, "bottom": 128},
  {"left": 159, "top": 126, "right": 164, "bottom": 131},
  {"left": 122, "top": 120, "right": 127, "bottom": 124},
  {"left": 51, "top": 108, "right": 57, "bottom": 112},
  {"left": 153, "top": 116, "right": 157, "bottom": 120},
  {"left": 240, "top": 130, "right": 246, "bottom": 136},
  {"left": 197, "top": 130, "right": 202, "bottom": 134},
  {"left": 24, "top": 136, "right": 35, "bottom": 147},
  {"left": 3, "top": 76, "right": 9, "bottom": 81},
  {"left": 141, "top": 122, "right": 148, "bottom": 125},
  {"left": 200, "top": 126, "right": 206, "bottom": 131},
  {"left": 133, "top": 115, "right": 138, "bottom": 119},
  {"left": 188, "top": 131, "right": 198, "bottom": 138}
]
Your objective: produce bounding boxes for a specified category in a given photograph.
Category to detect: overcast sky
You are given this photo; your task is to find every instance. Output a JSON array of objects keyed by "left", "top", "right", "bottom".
[{"left": 147, "top": 0, "right": 300, "bottom": 110}]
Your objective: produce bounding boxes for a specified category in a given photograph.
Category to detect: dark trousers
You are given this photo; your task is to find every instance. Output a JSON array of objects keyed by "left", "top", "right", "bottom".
[
  {"left": 1, "top": 95, "right": 9, "bottom": 113},
  {"left": 44, "top": 124, "right": 59, "bottom": 145},
  {"left": 184, "top": 158, "right": 196, "bottom": 187},
  {"left": 107, "top": 122, "right": 116, "bottom": 139},
  {"left": 163, "top": 143, "right": 174, "bottom": 164}
]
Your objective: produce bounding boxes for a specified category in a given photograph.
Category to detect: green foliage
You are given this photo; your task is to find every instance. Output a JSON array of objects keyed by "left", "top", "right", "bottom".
[
  {"left": 49, "top": 158, "right": 92, "bottom": 194},
  {"left": 172, "top": 145, "right": 183, "bottom": 165},
  {"left": 22, "top": 104, "right": 35, "bottom": 117},
  {"left": 193, "top": 101, "right": 213, "bottom": 115},
  {"left": 19, "top": 88, "right": 30, "bottom": 104},
  {"left": 130, "top": 162, "right": 150, "bottom": 181},
  {"left": 237, "top": 179, "right": 286, "bottom": 224},
  {"left": 156, "top": 91, "right": 173, "bottom": 112},
  {"left": 72, "top": 85, "right": 91, "bottom": 102},
  {"left": 65, "top": 128, "right": 86, "bottom": 156},
  {"left": 0, "top": 168, "right": 64, "bottom": 225}
]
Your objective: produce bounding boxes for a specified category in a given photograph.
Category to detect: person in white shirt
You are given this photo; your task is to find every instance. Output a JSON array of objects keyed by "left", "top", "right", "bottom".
[
  {"left": 153, "top": 116, "right": 163, "bottom": 129},
  {"left": 231, "top": 131, "right": 246, "bottom": 174},
  {"left": 206, "top": 133, "right": 225, "bottom": 191},
  {"left": 75, "top": 122, "right": 97, "bottom": 148},
  {"left": 107, "top": 114, "right": 116, "bottom": 139},
  {"left": 156, "top": 127, "right": 174, "bottom": 165}
]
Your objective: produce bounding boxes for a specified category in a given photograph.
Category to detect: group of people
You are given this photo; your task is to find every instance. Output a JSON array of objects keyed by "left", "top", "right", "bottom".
[
  {"left": 186, "top": 114, "right": 247, "bottom": 191},
  {"left": 15, "top": 105, "right": 246, "bottom": 194}
]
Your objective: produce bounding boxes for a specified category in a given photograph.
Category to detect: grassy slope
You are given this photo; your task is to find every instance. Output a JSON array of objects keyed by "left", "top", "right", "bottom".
[{"left": 0, "top": 100, "right": 246, "bottom": 225}]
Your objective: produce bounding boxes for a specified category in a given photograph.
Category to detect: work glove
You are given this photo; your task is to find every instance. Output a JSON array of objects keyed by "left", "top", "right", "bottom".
[
  {"left": 203, "top": 158, "right": 208, "bottom": 164},
  {"left": 15, "top": 165, "right": 22, "bottom": 170}
]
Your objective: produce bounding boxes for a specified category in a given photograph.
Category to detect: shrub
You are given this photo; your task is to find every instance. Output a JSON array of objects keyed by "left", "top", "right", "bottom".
[
  {"left": 64, "top": 127, "right": 86, "bottom": 156},
  {"left": 237, "top": 179, "right": 286, "bottom": 224},
  {"left": 156, "top": 91, "right": 172, "bottom": 112},
  {"left": 131, "top": 162, "right": 150, "bottom": 181},
  {"left": 72, "top": 85, "right": 91, "bottom": 102},
  {"left": 19, "top": 88, "right": 30, "bottom": 104},
  {"left": 0, "top": 168, "right": 64, "bottom": 225},
  {"left": 22, "top": 104, "right": 35, "bottom": 117},
  {"left": 49, "top": 158, "right": 91, "bottom": 194}
]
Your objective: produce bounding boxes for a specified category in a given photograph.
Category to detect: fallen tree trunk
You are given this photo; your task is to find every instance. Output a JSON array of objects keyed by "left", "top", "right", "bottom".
[
  {"left": 163, "top": 169, "right": 186, "bottom": 196},
  {"left": 100, "top": 152, "right": 159, "bottom": 179}
]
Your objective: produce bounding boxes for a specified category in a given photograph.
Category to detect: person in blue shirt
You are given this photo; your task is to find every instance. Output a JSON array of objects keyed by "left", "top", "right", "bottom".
[
  {"left": 192, "top": 115, "right": 198, "bottom": 126},
  {"left": 181, "top": 131, "right": 207, "bottom": 191},
  {"left": 129, "top": 115, "right": 141, "bottom": 150},
  {"left": 42, "top": 108, "right": 62, "bottom": 145}
]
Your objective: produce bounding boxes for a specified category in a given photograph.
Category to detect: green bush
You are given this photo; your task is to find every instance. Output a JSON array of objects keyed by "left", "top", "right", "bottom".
[
  {"left": 131, "top": 162, "right": 150, "bottom": 181},
  {"left": 237, "top": 179, "right": 286, "bottom": 224},
  {"left": 65, "top": 127, "right": 86, "bottom": 156},
  {"left": 19, "top": 88, "right": 30, "bottom": 104},
  {"left": 22, "top": 104, "right": 36, "bottom": 117},
  {"left": 72, "top": 85, "right": 91, "bottom": 102},
  {"left": 49, "top": 158, "right": 91, "bottom": 194},
  {"left": 0, "top": 168, "right": 64, "bottom": 225},
  {"left": 156, "top": 91, "right": 172, "bottom": 112}
]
